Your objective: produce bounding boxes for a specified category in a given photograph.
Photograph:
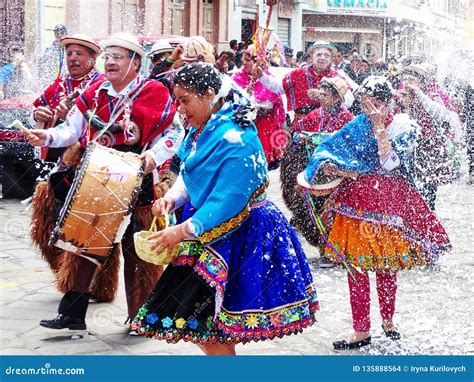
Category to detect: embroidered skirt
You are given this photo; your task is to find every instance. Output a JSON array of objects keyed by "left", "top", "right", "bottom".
[
  {"left": 131, "top": 200, "right": 319, "bottom": 344},
  {"left": 322, "top": 174, "right": 451, "bottom": 272}
]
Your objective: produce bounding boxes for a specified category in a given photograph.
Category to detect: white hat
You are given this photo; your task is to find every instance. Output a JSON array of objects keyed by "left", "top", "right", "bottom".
[
  {"left": 101, "top": 33, "right": 146, "bottom": 58},
  {"left": 60, "top": 34, "right": 101, "bottom": 55},
  {"left": 310, "top": 40, "right": 335, "bottom": 52},
  {"left": 148, "top": 40, "right": 174, "bottom": 57},
  {"left": 402, "top": 62, "right": 435, "bottom": 81},
  {"left": 182, "top": 36, "right": 214, "bottom": 62}
]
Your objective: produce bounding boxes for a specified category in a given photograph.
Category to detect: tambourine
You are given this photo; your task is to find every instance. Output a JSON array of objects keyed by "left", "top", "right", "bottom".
[{"left": 297, "top": 171, "right": 343, "bottom": 196}]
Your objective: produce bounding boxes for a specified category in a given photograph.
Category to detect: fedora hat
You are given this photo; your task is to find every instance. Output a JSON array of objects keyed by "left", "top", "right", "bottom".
[
  {"left": 60, "top": 34, "right": 101, "bottom": 55},
  {"left": 310, "top": 40, "right": 335, "bottom": 52},
  {"left": 148, "top": 40, "right": 174, "bottom": 57},
  {"left": 101, "top": 33, "right": 146, "bottom": 58}
]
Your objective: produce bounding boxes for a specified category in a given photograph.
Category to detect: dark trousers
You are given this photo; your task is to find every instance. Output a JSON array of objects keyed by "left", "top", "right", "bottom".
[{"left": 57, "top": 229, "right": 161, "bottom": 321}]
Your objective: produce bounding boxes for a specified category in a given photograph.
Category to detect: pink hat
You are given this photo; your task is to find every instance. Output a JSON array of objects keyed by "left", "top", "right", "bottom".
[{"left": 182, "top": 36, "right": 214, "bottom": 62}]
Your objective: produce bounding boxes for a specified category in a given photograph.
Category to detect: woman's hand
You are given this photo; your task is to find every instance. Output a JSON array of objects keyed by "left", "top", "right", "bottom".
[
  {"left": 152, "top": 197, "right": 176, "bottom": 216},
  {"left": 148, "top": 223, "right": 187, "bottom": 253},
  {"left": 364, "top": 97, "right": 389, "bottom": 134},
  {"left": 169, "top": 45, "right": 183, "bottom": 62}
]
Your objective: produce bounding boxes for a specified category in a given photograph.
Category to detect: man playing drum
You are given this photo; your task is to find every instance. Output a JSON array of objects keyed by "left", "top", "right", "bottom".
[
  {"left": 30, "top": 34, "right": 108, "bottom": 306},
  {"left": 27, "top": 33, "right": 184, "bottom": 331}
]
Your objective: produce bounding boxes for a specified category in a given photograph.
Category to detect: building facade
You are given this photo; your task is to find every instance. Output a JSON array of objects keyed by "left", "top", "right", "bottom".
[
  {"left": 232, "top": 0, "right": 470, "bottom": 60},
  {"left": 1, "top": 0, "right": 470, "bottom": 70},
  {"left": 2, "top": 0, "right": 232, "bottom": 69}
]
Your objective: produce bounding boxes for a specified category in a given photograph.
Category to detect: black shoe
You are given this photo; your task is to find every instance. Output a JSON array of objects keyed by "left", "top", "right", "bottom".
[
  {"left": 382, "top": 325, "right": 401, "bottom": 340},
  {"left": 318, "top": 257, "right": 335, "bottom": 269},
  {"left": 40, "top": 314, "right": 86, "bottom": 330},
  {"left": 333, "top": 336, "right": 371, "bottom": 350}
]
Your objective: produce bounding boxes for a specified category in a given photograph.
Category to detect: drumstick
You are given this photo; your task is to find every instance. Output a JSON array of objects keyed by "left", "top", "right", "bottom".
[{"left": 9, "top": 119, "right": 34, "bottom": 137}]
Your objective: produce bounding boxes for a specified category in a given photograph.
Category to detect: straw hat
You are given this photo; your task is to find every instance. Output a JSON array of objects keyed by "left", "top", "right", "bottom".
[
  {"left": 148, "top": 40, "right": 174, "bottom": 57},
  {"left": 101, "top": 33, "right": 146, "bottom": 58},
  {"left": 60, "top": 34, "right": 101, "bottom": 55},
  {"left": 181, "top": 36, "right": 213, "bottom": 62},
  {"left": 320, "top": 76, "right": 349, "bottom": 101}
]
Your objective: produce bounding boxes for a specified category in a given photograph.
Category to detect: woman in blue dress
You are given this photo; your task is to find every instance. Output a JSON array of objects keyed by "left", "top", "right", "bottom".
[{"left": 131, "top": 63, "right": 318, "bottom": 355}]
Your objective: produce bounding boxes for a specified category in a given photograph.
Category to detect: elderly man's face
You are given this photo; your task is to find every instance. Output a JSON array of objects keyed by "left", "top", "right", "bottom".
[
  {"left": 66, "top": 44, "right": 96, "bottom": 79},
  {"left": 312, "top": 47, "right": 332, "bottom": 73},
  {"left": 103, "top": 46, "right": 139, "bottom": 85}
]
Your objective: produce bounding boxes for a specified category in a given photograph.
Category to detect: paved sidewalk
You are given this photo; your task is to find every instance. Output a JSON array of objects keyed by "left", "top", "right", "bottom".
[{"left": 0, "top": 170, "right": 473, "bottom": 355}]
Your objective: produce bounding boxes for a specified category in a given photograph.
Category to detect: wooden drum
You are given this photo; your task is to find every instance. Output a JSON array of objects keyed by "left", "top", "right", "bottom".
[{"left": 50, "top": 142, "right": 144, "bottom": 259}]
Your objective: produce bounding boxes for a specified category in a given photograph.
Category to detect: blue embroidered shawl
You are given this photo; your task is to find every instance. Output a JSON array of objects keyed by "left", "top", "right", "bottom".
[
  {"left": 177, "top": 103, "right": 268, "bottom": 238},
  {"left": 304, "top": 113, "right": 418, "bottom": 183}
]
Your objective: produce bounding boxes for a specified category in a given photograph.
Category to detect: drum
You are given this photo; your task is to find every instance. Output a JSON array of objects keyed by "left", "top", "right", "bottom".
[
  {"left": 50, "top": 142, "right": 144, "bottom": 259},
  {"left": 297, "top": 131, "right": 342, "bottom": 196}
]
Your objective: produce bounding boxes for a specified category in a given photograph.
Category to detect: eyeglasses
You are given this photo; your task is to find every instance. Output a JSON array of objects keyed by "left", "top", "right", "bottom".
[{"left": 102, "top": 53, "right": 127, "bottom": 62}]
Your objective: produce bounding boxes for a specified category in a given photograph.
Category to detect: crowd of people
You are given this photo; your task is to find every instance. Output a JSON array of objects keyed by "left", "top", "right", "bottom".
[{"left": 3, "top": 25, "right": 471, "bottom": 355}]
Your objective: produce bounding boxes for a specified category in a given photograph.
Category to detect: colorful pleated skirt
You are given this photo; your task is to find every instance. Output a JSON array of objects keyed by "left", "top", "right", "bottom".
[
  {"left": 322, "top": 174, "right": 451, "bottom": 271},
  {"left": 131, "top": 200, "right": 318, "bottom": 344}
]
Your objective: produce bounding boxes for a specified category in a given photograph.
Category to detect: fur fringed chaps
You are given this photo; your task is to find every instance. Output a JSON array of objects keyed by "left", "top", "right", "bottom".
[
  {"left": 30, "top": 181, "right": 64, "bottom": 272},
  {"left": 89, "top": 246, "right": 121, "bottom": 302},
  {"left": 55, "top": 247, "right": 121, "bottom": 303},
  {"left": 62, "top": 142, "right": 83, "bottom": 168},
  {"left": 280, "top": 144, "right": 321, "bottom": 247}
]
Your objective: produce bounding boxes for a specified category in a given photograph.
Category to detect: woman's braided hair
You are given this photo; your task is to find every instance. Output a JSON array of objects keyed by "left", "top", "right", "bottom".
[{"left": 174, "top": 62, "right": 255, "bottom": 127}]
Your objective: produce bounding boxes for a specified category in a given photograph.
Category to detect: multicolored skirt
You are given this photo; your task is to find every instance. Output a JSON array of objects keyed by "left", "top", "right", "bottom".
[
  {"left": 322, "top": 174, "right": 451, "bottom": 271},
  {"left": 131, "top": 201, "right": 318, "bottom": 344}
]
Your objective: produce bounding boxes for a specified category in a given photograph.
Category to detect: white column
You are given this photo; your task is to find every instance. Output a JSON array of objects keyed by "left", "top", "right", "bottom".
[
  {"left": 230, "top": 2, "right": 242, "bottom": 41},
  {"left": 290, "top": 2, "right": 303, "bottom": 52}
]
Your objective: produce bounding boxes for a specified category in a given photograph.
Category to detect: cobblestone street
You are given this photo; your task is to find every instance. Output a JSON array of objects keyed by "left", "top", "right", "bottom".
[{"left": 1, "top": 170, "right": 473, "bottom": 355}]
